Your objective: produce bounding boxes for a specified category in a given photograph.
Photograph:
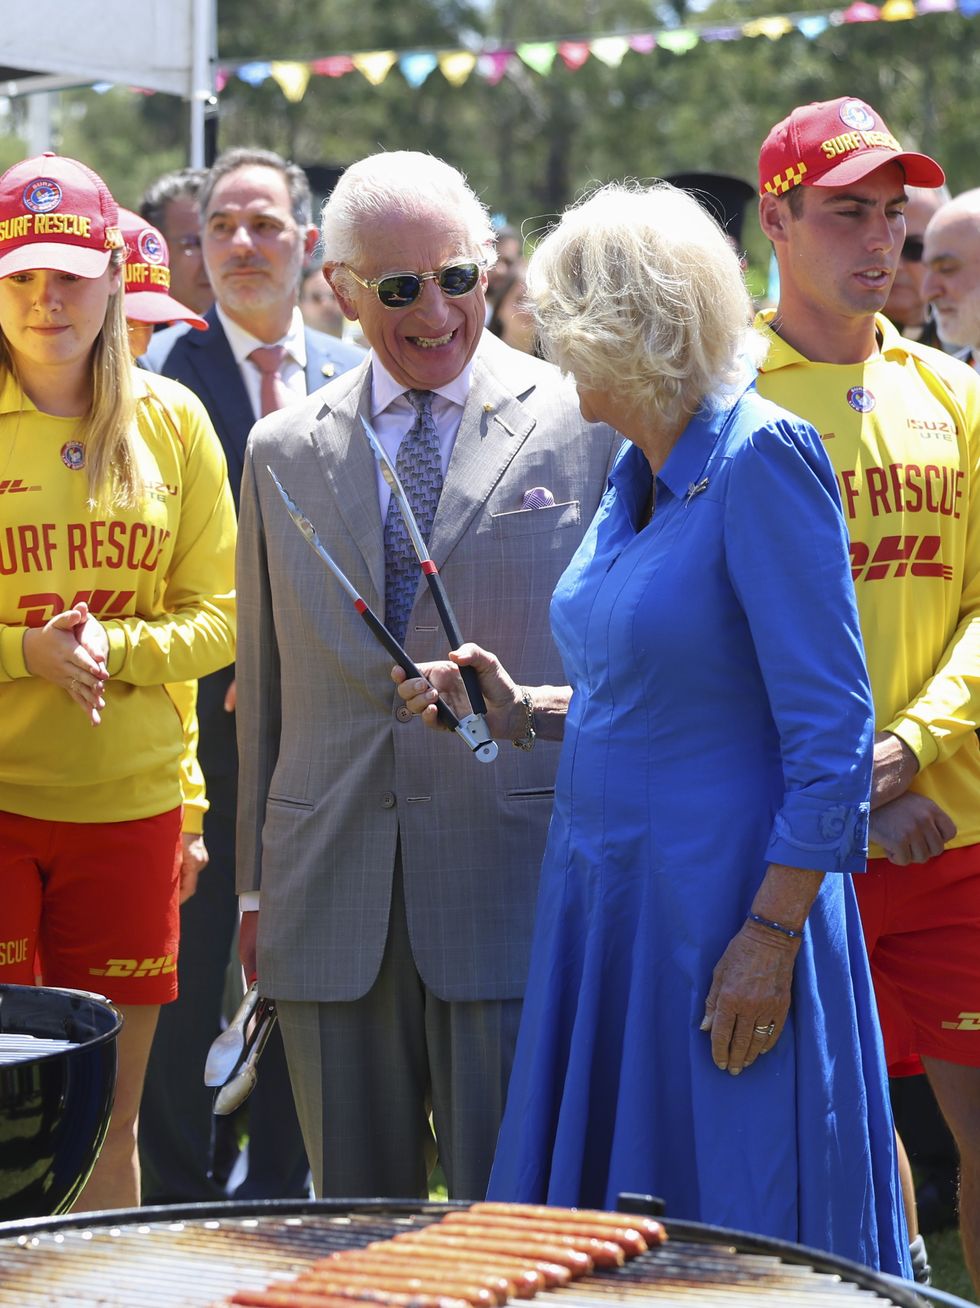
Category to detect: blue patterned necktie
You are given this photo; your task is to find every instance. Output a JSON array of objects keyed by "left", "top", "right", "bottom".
[{"left": 384, "top": 389, "right": 442, "bottom": 644}]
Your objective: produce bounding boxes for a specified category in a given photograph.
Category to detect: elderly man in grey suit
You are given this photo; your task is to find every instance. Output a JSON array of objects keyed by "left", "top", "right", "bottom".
[{"left": 236, "top": 151, "right": 619, "bottom": 1200}]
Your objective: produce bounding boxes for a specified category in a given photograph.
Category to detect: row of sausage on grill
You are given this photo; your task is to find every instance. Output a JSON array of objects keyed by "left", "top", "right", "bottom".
[{"left": 223, "top": 1202, "right": 668, "bottom": 1308}]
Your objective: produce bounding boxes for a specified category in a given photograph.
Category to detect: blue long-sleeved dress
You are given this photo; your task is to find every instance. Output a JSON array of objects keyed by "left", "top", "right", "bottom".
[{"left": 487, "top": 382, "right": 910, "bottom": 1277}]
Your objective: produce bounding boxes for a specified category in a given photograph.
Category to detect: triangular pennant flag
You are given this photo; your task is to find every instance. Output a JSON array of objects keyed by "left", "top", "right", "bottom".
[
  {"left": 658, "top": 29, "right": 699, "bottom": 54},
  {"left": 842, "top": 2, "right": 881, "bottom": 20},
  {"left": 237, "top": 62, "right": 272, "bottom": 87},
  {"left": 215, "top": 68, "right": 229, "bottom": 93},
  {"left": 438, "top": 51, "right": 477, "bottom": 86},
  {"left": 629, "top": 33, "right": 657, "bottom": 53},
  {"left": 797, "top": 15, "right": 831, "bottom": 36},
  {"left": 478, "top": 49, "right": 512, "bottom": 84},
  {"left": 881, "top": 0, "right": 916, "bottom": 16},
  {"left": 958, "top": 0, "right": 980, "bottom": 13},
  {"left": 353, "top": 51, "right": 398, "bottom": 85},
  {"left": 270, "top": 62, "right": 310, "bottom": 102},
  {"left": 743, "top": 15, "right": 794, "bottom": 38},
  {"left": 558, "top": 40, "right": 591, "bottom": 70},
  {"left": 917, "top": 0, "right": 955, "bottom": 10},
  {"left": 517, "top": 41, "right": 558, "bottom": 74},
  {"left": 399, "top": 51, "right": 438, "bottom": 87},
  {"left": 590, "top": 36, "right": 630, "bottom": 66},
  {"left": 311, "top": 55, "right": 356, "bottom": 77},
  {"left": 701, "top": 25, "right": 741, "bottom": 40}
]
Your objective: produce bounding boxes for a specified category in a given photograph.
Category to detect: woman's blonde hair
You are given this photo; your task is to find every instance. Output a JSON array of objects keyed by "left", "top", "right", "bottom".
[
  {"left": 527, "top": 181, "right": 763, "bottom": 429},
  {"left": 0, "top": 248, "right": 140, "bottom": 509}
]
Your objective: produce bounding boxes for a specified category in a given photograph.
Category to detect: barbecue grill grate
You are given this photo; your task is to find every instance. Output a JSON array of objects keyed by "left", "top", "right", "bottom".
[{"left": 0, "top": 1200, "right": 932, "bottom": 1308}]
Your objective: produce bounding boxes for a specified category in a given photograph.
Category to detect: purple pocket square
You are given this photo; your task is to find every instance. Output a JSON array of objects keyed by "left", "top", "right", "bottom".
[{"left": 521, "top": 486, "right": 556, "bottom": 510}]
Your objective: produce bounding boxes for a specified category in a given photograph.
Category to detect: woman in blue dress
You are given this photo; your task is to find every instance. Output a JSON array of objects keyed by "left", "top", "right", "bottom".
[{"left": 395, "top": 182, "right": 909, "bottom": 1276}]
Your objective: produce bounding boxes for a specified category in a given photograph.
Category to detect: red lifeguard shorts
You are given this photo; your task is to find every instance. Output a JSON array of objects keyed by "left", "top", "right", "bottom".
[
  {"left": 0, "top": 808, "right": 182, "bottom": 1005},
  {"left": 856, "top": 842, "right": 980, "bottom": 1076}
]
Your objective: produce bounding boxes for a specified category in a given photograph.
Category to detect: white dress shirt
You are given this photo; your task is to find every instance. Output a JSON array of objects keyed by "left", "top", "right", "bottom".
[
  {"left": 368, "top": 354, "right": 473, "bottom": 521},
  {"left": 217, "top": 303, "right": 309, "bottom": 419}
]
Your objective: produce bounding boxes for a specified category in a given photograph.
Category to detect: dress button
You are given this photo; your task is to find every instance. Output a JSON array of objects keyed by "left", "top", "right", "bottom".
[
  {"left": 381, "top": 791, "right": 396, "bottom": 809},
  {"left": 395, "top": 705, "right": 413, "bottom": 723}
]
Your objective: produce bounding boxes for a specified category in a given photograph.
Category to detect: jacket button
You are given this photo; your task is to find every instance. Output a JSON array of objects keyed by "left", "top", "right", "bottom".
[
  {"left": 381, "top": 791, "right": 396, "bottom": 809},
  {"left": 395, "top": 705, "right": 413, "bottom": 723}
]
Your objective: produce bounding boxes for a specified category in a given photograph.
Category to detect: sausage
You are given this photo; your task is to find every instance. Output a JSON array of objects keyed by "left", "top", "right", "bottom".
[
  {"left": 469, "top": 1202, "right": 666, "bottom": 1246},
  {"left": 228, "top": 1292, "right": 375, "bottom": 1307},
  {"left": 388, "top": 1234, "right": 570, "bottom": 1289},
  {"left": 229, "top": 1282, "right": 472, "bottom": 1307},
  {"left": 359, "top": 1241, "right": 544, "bottom": 1297},
  {"left": 442, "top": 1208, "right": 647, "bottom": 1257},
  {"left": 419, "top": 1221, "right": 624, "bottom": 1269},
  {"left": 316, "top": 1252, "right": 511, "bottom": 1302},
  {"left": 394, "top": 1228, "right": 593, "bottom": 1276},
  {"left": 299, "top": 1267, "right": 498, "bottom": 1308}
]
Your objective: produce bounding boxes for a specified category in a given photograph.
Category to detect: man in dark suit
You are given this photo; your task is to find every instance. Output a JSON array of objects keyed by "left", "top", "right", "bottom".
[{"left": 138, "top": 147, "right": 363, "bottom": 1203}]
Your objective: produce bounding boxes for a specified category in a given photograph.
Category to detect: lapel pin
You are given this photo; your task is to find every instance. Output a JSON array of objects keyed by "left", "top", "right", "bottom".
[
  {"left": 482, "top": 402, "right": 494, "bottom": 413},
  {"left": 685, "top": 477, "right": 709, "bottom": 506},
  {"left": 321, "top": 362, "right": 337, "bottom": 378},
  {"left": 492, "top": 413, "right": 519, "bottom": 437}
]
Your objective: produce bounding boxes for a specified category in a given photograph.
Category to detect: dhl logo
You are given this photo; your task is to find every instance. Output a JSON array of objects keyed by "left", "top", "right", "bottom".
[
  {"left": 89, "top": 956, "right": 176, "bottom": 979},
  {"left": 940, "top": 1013, "right": 980, "bottom": 1031},
  {"left": 0, "top": 479, "right": 41, "bottom": 494},
  {"left": 850, "top": 535, "right": 953, "bottom": 583}
]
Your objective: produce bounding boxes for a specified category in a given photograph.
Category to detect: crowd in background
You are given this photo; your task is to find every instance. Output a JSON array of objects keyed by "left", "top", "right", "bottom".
[{"left": 1, "top": 98, "right": 979, "bottom": 1298}]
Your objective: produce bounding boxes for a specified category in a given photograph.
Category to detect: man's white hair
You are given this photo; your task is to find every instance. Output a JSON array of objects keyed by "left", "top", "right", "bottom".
[{"left": 320, "top": 151, "right": 496, "bottom": 277}]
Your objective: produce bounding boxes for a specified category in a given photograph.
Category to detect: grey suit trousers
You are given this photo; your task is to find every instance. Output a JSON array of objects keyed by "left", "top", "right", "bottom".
[{"left": 277, "top": 855, "right": 521, "bottom": 1201}]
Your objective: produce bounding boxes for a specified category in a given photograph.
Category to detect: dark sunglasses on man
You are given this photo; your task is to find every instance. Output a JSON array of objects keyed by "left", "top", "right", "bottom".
[
  {"left": 901, "top": 236, "right": 924, "bottom": 264},
  {"left": 343, "top": 260, "right": 485, "bottom": 309}
]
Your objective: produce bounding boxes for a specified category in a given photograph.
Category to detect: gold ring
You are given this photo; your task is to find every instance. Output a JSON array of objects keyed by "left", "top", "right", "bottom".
[
  {"left": 70, "top": 677, "right": 78, "bottom": 693},
  {"left": 754, "top": 1022, "right": 776, "bottom": 1038}
]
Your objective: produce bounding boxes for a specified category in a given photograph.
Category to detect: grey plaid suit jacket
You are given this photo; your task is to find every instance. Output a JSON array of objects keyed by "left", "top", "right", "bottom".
[{"left": 236, "top": 332, "right": 620, "bottom": 1003}]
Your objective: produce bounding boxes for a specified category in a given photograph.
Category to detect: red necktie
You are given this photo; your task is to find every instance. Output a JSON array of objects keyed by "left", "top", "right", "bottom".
[{"left": 249, "top": 345, "right": 291, "bottom": 416}]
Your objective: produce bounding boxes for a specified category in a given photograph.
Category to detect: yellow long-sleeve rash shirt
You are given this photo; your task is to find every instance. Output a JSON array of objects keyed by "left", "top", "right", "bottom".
[
  {"left": 756, "top": 312, "right": 980, "bottom": 854},
  {"left": 0, "top": 369, "right": 236, "bottom": 823}
]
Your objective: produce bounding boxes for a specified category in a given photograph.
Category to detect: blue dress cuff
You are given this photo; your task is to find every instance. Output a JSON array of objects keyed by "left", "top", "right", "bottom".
[{"left": 766, "top": 795, "right": 870, "bottom": 874}]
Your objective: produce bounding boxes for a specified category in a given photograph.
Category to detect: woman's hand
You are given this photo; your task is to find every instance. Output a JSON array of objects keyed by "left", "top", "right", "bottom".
[
  {"left": 22, "top": 601, "right": 109, "bottom": 726},
  {"left": 393, "top": 642, "right": 525, "bottom": 740},
  {"left": 700, "top": 918, "right": 800, "bottom": 1075}
]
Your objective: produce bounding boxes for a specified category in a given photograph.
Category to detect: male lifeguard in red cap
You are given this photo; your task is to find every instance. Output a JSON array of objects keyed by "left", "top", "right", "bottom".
[{"left": 755, "top": 96, "right": 980, "bottom": 1294}]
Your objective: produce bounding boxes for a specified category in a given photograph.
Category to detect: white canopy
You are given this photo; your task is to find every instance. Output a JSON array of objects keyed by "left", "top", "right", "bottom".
[{"left": 0, "top": 0, "right": 215, "bottom": 163}]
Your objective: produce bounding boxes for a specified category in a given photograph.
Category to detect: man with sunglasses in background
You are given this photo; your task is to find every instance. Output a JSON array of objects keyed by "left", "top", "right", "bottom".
[
  {"left": 884, "top": 185, "right": 949, "bottom": 348},
  {"left": 139, "top": 147, "right": 364, "bottom": 1207},
  {"left": 233, "top": 150, "right": 618, "bottom": 1200}
]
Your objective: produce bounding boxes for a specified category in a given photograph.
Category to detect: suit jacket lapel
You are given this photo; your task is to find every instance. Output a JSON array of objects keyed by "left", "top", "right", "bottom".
[
  {"left": 187, "top": 313, "right": 255, "bottom": 490},
  {"left": 309, "top": 359, "right": 387, "bottom": 604},
  {"left": 428, "top": 336, "right": 539, "bottom": 566}
]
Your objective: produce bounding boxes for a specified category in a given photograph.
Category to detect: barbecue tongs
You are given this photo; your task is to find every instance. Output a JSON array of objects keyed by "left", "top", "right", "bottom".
[
  {"left": 204, "top": 982, "right": 277, "bottom": 1115},
  {"left": 267, "top": 441, "right": 497, "bottom": 764}
]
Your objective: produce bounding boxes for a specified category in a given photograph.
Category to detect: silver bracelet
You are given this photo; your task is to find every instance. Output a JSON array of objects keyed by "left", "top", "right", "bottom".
[{"left": 512, "top": 688, "right": 537, "bottom": 751}]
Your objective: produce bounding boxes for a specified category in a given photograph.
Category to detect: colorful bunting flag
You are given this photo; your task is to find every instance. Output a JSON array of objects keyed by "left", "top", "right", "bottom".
[
  {"left": 517, "top": 42, "right": 559, "bottom": 75},
  {"left": 353, "top": 51, "right": 397, "bottom": 86},
  {"left": 270, "top": 62, "right": 310, "bottom": 102},
  {"left": 439, "top": 51, "right": 478, "bottom": 86},
  {"left": 191, "top": 2, "right": 975, "bottom": 103},
  {"left": 400, "top": 52, "right": 438, "bottom": 87}
]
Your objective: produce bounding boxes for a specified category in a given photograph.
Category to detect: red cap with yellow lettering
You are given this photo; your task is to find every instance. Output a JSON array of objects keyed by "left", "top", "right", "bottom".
[
  {"left": 118, "top": 208, "right": 207, "bottom": 330},
  {"left": 0, "top": 152, "right": 124, "bottom": 278},
  {"left": 758, "top": 97, "right": 944, "bottom": 198}
]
